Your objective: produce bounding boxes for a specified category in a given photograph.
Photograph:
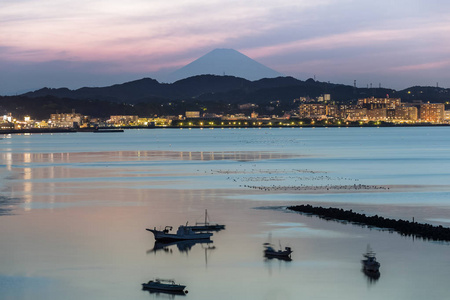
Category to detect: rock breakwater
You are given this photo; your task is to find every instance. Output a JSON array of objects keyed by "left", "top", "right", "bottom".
[{"left": 288, "top": 204, "right": 450, "bottom": 242}]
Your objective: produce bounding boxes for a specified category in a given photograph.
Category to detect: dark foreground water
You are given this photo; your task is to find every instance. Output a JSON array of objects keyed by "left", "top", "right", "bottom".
[{"left": 1, "top": 127, "right": 449, "bottom": 300}]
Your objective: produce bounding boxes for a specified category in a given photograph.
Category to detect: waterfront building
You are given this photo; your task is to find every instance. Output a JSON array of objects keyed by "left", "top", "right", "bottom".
[
  {"left": 50, "top": 111, "right": 83, "bottom": 127},
  {"left": 149, "top": 117, "right": 173, "bottom": 126},
  {"left": 223, "top": 114, "right": 247, "bottom": 120},
  {"left": 2, "top": 113, "right": 13, "bottom": 123},
  {"left": 202, "top": 113, "right": 223, "bottom": 119},
  {"left": 325, "top": 105, "right": 339, "bottom": 118},
  {"left": 339, "top": 106, "right": 367, "bottom": 121},
  {"left": 394, "top": 106, "right": 418, "bottom": 121},
  {"left": 357, "top": 97, "right": 401, "bottom": 109},
  {"left": 185, "top": 111, "right": 200, "bottom": 118},
  {"left": 444, "top": 110, "right": 450, "bottom": 122},
  {"left": 419, "top": 103, "right": 445, "bottom": 123},
  {"left": 1, "top": 121, "right": 14, "bottom": 130},
  {"left": 367, "top": 108, "right": 387, "bottom": 121},
  {"left": 109, "top": 115, "right": 139, "bottom": 125},
  {"left": 299, "top": 103, "right": 327, "bottom": 119}
]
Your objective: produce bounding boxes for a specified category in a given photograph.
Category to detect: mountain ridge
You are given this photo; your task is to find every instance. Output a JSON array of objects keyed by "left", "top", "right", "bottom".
[
  {"left": 22, "top": 75, "right": 450, "bottom": 104},
  {"left": 4, "top": 75, "right": 448, "bottom": 120}
]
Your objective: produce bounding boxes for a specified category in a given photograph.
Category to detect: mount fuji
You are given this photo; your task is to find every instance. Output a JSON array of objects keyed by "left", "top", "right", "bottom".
[{"left": 167, "top": 49, "right": 283, "bottom": 82}]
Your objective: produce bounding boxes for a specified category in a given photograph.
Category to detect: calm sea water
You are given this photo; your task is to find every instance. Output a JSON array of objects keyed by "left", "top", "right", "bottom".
[{"left": 1, "top": 127, "right": 449, "bottom": 300}]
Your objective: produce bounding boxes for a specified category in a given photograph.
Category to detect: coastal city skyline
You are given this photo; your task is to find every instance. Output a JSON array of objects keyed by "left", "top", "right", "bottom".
[
  {"left": 2, "top": 95, "right": 447, "bottom": 133},
  {"left": 2, "top": 1, "right": 450, "bottom": 95}
]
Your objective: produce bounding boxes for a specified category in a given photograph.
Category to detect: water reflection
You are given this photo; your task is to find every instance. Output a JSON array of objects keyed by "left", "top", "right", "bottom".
[
  {"left": 0, "top": 195, "right": 21, "bottom": 215},
  {"left": 0, "top": 150, "right": 298, "bottom": 165},
  {"left": 142, "top": 289, "right": 186, "bottom": 298},
  {"left": 362, "top": 269, "right": 380, "bottom": 284},
  {"left": 202, "top": 244, "right": 216, "bottom": 267},
  {"left": 0, "top": 150, "right": 300, "bottom": 214},
  {"left": 2, "top": 129, "right": 450, "bottom": 300},
  {"left": 264, "top": 254, "right": 293, "bottom": 276},
  {"left": 147, "top": 239, "right": 214, "bottom": 254}
]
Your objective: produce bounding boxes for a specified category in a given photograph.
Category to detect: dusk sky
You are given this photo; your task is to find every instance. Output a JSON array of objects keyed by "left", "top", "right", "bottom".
[{"left": 1, "top": 0, "right": 450, "bottom": 95}]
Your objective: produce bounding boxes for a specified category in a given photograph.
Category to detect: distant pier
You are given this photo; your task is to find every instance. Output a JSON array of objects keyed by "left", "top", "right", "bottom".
[{"left": 288, "top": 204, "right": 450, "bottom": 242}]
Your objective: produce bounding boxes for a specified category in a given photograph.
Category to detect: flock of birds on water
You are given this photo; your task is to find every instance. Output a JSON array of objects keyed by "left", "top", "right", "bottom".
[{"left": 206, "top": 167, "right": 390, "bottom": 192}]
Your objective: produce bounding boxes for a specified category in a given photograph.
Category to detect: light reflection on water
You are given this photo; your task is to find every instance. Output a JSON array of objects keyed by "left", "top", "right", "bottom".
[{"left": 1, "top": 128, "right": 450, "bottom": 300}]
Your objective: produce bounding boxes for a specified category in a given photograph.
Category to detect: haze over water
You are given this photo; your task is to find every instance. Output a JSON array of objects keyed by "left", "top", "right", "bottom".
[{"left": 1, "top": 127, "right": 450, "bottom": 300}]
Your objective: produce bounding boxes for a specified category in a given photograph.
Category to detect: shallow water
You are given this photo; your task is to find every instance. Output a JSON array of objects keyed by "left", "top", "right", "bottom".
[{"left": 1, "top": 127, "right": 450, "bottom": 300}]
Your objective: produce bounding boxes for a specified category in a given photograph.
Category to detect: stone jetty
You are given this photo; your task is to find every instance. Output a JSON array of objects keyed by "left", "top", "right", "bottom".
[{"left": 288, "top": 204, "right": 450, "bottom": 242}]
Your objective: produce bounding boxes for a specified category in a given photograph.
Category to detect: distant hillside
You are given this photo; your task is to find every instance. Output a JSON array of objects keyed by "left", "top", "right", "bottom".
[
  {"left": 24, "top": 75, "right": 252, "bottom": 103},
  {"left": 13, "top": 75, "right": 449, "bottom": 119},
  {"left": 393, "top": 86, "right": 450, "bottom": 103},
  {"left": 23, "top": 75, "right": 450, "bottom": 104}
]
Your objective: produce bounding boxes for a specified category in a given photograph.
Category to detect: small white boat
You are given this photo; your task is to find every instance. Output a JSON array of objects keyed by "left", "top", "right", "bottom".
[
  {"left": 142, "top": 278, "right": 187, "bottom": 293},
  {"left": 188, "top": 209, "right": 225, "bottom": 231},
  {"left": 146, "top": 225, "right": 213, "bottom": 241},
  {"left": 361, "top": 244, "right": 380, "bottom": 273},
  {"left": 263, "top": 242, "right": 293, "bottom": 259}
]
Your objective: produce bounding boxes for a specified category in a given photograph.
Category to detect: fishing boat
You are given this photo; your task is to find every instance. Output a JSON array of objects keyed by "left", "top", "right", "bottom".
[
  {"left": 361, "top": 244, "right": 380, "bottom": 273},
  {"left": 263, "top": 241, "right": 293, "bottom": 259},
  {"left": 146, "top": 224, "right": 213, "bottom": 241},
  {"left": 188, "top": 209, "right": 225, "bottom": 231},
  {"left": 142, "top": 278, "right": 187, "bottom": 293}
]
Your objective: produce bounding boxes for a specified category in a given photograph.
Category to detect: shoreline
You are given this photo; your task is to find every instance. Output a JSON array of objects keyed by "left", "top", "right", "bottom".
[{"left": 1, "top": 123, "right": 449, "bottom": 135}]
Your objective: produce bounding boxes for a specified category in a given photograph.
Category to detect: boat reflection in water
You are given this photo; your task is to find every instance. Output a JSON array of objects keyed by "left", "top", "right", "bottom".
[
  {"left": 362, "top": 268, "right": 381, "bottom": 283},
  {"left": 147, "top": 239, "right": 214, "bottom": 254},
  {"left": 143, "top": 289, "right": 186, "bottom": 298}
]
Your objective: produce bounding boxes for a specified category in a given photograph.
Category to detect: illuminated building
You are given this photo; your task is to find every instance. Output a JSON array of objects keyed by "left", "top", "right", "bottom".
[
  {"left": 238, "top": 103, "right": 258, "bottom": 110},
  {"left": 357, "top": 97, "right": 401, "bottom": 109},
  {"left": 419, "top": 103, "right": 445, "bottom": 123},
  {"left": 394, "top": 106, "right": 418, "bottom": 121},
  {"left": 185, "top": 111, "right": 200, "bottom": 118},
  {"left": 325, "top": 105, "right": 338, "bottom": 118},
  {"left": 109, "top": 115, "right": 139, "bottom": 125},
  {"left": 340, "top": 107, "right": 367, "bottom": 121},
  {"left": 366, "top": 108, "right": 387, "bottom": 121},
  {"left": 444, "top": 110, "right": 450, "bottom": 122},
  {"left": 50, "top": 111, "right": 83, "bottom": 127},
  {"left": 299, "top": 104, "right": 327, "bottom": 119}
]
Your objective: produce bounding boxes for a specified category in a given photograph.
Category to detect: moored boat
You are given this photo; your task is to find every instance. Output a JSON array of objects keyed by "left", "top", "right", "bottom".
[
  {"left": 142, "top": 278, "right": 187, "bottom": 293},
  {"left": 361, "top": 244, "right": 380, "bottom": 273},
  {"left": 263, "top": 242, "right": 293, "bottom": 259},
  {"left": 188, "top": 209, "right": 225, "bottom": 231},
  {"left": 146, "top": 225, "right": 213, "bottom": 241}
]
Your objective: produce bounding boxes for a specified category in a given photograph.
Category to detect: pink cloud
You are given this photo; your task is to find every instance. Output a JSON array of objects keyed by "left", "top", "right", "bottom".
[
  {"left": 390, "top": 60, "right": 450, "bottom": 72},
  {"left": 244, "top": 23, "right": 450, "bottom": 60}
]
